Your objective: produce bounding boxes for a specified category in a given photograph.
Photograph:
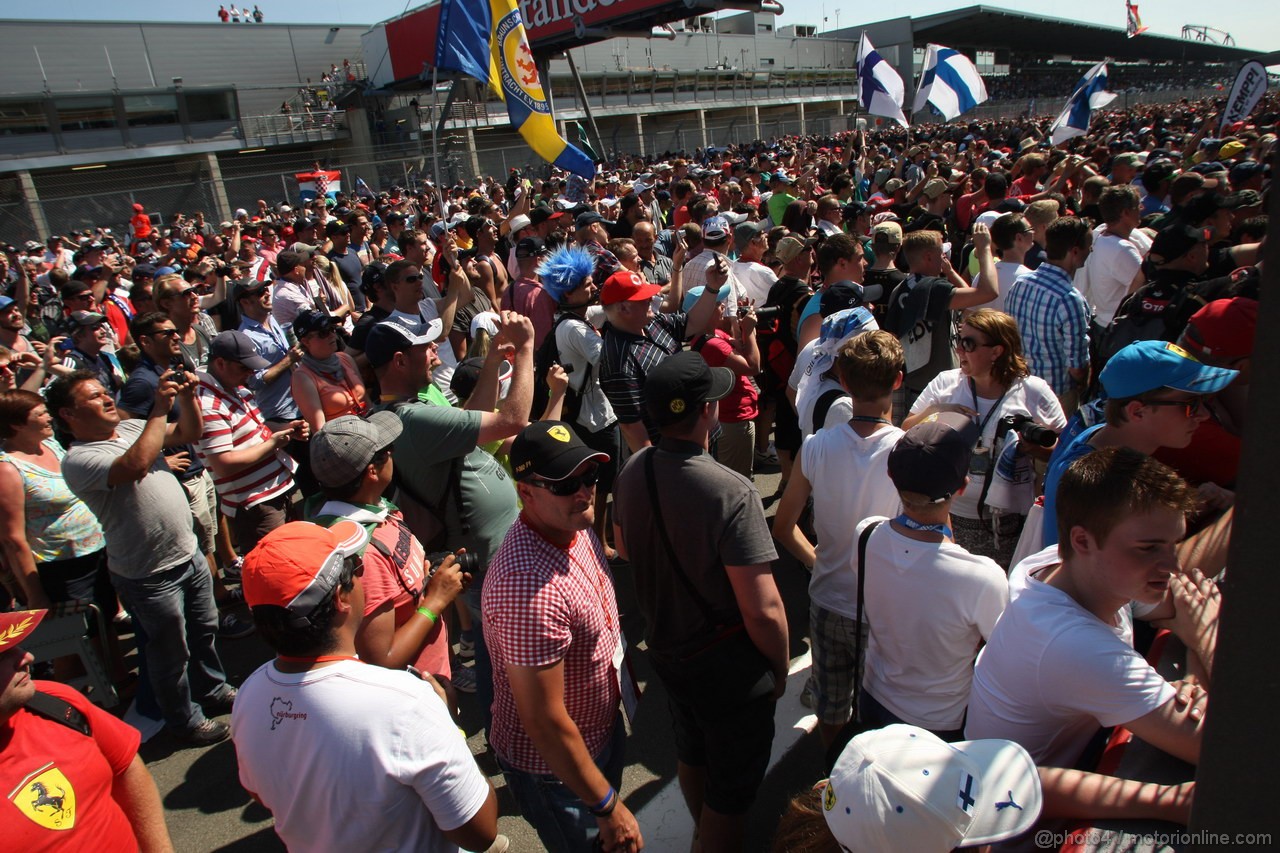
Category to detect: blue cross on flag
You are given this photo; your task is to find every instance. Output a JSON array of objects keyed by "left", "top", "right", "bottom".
[
  {"left": 1049, "top": 61, "right": 1118, "bottom": 145},
  {"left": 857, "top": 33, "right": 908, "bottom": 128}
]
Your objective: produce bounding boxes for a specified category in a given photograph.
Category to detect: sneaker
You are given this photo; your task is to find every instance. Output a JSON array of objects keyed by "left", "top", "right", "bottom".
[
  {"left": 451, "top": 665, "right": 477, "bottom": 694},
  {"left": 221, "top": 557, "right": 244, "bottom": 580},
  {"left": 173, "top": 718, "right": 231, "bottom": 747},
  {"left": 204, "top": 687, "right": 237, "bottom": 715},
  {"left": 456, "top": 634, "right": 476, "bottom": 660},
  {"left": 224, "top": 587, "right": 245, "bottom": 605},
  {"left": 754, "top": 447, "right": 779, "bottom": 467},
  {"left": 483, "top": 835, "right": 510, "bottom": 853},
  {"left": 218, "top": 612, "right": 255, "bottom": 640},
  {"left": 800, "top": 675, "right": 818, "bottom": 710}
]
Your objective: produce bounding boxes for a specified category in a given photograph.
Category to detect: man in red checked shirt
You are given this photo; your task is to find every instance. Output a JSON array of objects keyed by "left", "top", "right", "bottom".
[
  {"left": 482, "top": 421, "right": 643, "bottom": 853},
  {"left": 0, "top": 609, "right": 173, "bottom": 850}
]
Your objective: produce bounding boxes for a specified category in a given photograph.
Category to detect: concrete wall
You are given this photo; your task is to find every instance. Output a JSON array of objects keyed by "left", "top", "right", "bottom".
[{"left": 0, "top": 20, "right": 367, "bottom": 116}]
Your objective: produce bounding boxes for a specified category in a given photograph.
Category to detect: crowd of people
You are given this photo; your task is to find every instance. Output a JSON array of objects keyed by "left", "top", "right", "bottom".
[
  {"left": 0, "top": 88, "right": 1265, "bottom": 851},
  {"left": 216, "top": 5, "right": 264, "bottom": 24}
]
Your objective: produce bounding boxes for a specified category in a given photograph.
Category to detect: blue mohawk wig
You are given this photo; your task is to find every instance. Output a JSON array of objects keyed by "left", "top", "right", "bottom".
[{"left": 537, "top": 245, "right": 595, "bottom": 304}]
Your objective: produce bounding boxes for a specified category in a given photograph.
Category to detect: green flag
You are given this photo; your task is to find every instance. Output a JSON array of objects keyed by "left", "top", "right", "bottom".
[{"left": 574, "top": 121, "right": 600, "bottom": 163}]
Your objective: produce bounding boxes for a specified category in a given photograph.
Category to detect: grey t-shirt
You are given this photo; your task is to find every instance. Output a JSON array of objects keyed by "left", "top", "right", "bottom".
[
  {"left": 379, "top": 400, "right": 518, "bottom": 569},
  {"left": 613, "top": 443, "right": 778, "bottom": 656},
  {"left": 63, "top": 418, "right": 199, "bottom": 579}
]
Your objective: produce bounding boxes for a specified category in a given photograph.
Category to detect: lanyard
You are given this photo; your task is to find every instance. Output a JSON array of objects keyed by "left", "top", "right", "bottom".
[
  {"left": 894, "top": 514, "right": 953, "bottom": 541},
  {"left": 850, "top": 415, "right": 891, "bottom": 426},
  {"left": 968, "top": 377, "right": 1008, "bottom": 443}
]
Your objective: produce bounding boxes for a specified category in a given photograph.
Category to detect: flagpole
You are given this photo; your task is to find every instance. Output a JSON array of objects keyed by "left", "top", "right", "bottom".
[
  {"left": 565, "top": 51, "right": 607, "bottom": 168},
  {"left": 430, "top": 65, "right": 446, "bottom": 218}
]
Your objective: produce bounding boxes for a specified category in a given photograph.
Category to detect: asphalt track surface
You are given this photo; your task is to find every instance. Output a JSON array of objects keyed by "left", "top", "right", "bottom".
[{"left": 146, "top": 466, "right": 828, "bottom": 852}]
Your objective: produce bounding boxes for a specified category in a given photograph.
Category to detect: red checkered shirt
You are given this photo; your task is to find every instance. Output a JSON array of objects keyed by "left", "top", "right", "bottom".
[{"left": 482, "top": 515, "right": 622, "bottom": 775}]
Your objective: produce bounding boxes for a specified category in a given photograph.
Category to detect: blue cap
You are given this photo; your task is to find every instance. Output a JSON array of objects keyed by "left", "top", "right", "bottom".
[
  {"left": 682, "top": 284, "right": 730, "bottom": 313},
  {"left": 156, "top": 266, "right": 177, "bottom": 276},
  {"left": 1100, "top": 340, "right": 1238, "bottom": 399},
  {"left": 0, "top": 296, "right": 15, "bottom": 311}
]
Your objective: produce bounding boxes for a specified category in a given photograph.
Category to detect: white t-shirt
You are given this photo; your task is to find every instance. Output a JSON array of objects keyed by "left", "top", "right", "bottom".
[
  {"left": 232, "top": 660, "right": 491, "bottom": 853},
  {"left": 910, "top": 369, "right": 1066, "bottom": 519},
  {"left": 859, "top": 517, "right": 1009, "bottom": 731},
  {"left": 1075, "top": 226, "right": 1151, "bottom": 327},
  {"left": 393, "top": 304, "right": 458, "bottom": 398},
  {"left": 965, "top": 555, "right": 1175, "bottom": 766},
  {"left": 801, "top": 424, "right": 904, "bottom": 618},
  {"left": 555, "top": 312, "right": 616, "bottom": 434},
  {"left": 969, "top": 260, "right": 1029, "bottom": 315},
  {"left": 730, "top": 259, "right": 777, "bottom": 308}
]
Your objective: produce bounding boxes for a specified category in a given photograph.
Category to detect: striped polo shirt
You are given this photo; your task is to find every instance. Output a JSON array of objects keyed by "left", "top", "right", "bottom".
[{"left": 194, "top": 373, "right": 296, "bottom": 515}]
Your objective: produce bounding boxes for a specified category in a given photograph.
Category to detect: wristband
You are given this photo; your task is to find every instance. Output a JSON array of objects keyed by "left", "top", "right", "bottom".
[
  {"left": 587, "top": 786, "right": 617, "bottom": 817},
  {"left": 416, "top": 605, "right": 439, "bottom": 624}
]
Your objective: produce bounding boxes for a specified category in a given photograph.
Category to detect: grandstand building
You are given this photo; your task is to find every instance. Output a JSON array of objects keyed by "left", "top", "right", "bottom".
[{"left": 0, "top": 6, "right": 1263, "bottom": 243}]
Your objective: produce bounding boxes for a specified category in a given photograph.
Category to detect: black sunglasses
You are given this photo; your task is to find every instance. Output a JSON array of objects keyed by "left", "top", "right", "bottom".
[
  {"left": 527, "top": 465, "right": 600, "bottom": 497},
  {"left": 954, "top": 335, "right": 996, "bottom": 353},
  {"left": 1140, "top": 397, "right": 1208, "bottom": 418}
]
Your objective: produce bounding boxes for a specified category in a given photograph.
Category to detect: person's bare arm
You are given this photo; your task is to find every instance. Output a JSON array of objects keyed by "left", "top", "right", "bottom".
[
  {"left": 355, "top": 556, "right": 465, "bottom": 670},
  {"left": 1149, "top": 569, "right": 1220, "bottom": 679},
  {"left": 259, "top": 344, "right": 302, "bottom": 387},
  {"left": 199, "top": 272, "right": 228, "bottom": 311},
  {"left": 108, "top": 380, "right": 178, "bottom": 487},
  {"left": 475, "top": 313, "right": 534, "bottom": 444},
  {"left": 432, "top": 236, "right": 471, "bottom": 337},
  {"left": 725, "top": 562, "right": 790, "bottom": 698},
  {"left": 440, "top": 783, "right": 499, "bottom": 852},
  {"left": 1038, "top": 767, "right": 1194, "bottom": 825},
  {"left": 1124, "top": 692, "right": 1205, "bottom": 766},
  {"left": 507, "top": 662, "right": 643, "bottom": 852},
  {"left": 618, "top": 421, "right": 651, "bottom": 453},
  {"left": 684, "top": 258, "right": 724, "bottom": 340},
  {"left": 949, "top": 223, "right": 999, "bottom": 309},
  {"left": 204, "top": 423, "right": 301, "bottom": 479},
  {"left": 771, "top": 457, "right": 816, "bottom": 570},
  {"left": 0, "top": 463, "right": 49, "bottom": 608},
  {"left": 540, "top": 364, "right": 569, "bottom": 422},
  {"left": 291, "top": 369, "right": 327, "bottom": 433},
  {"left": 112, "top": 755, "right": 176, "bottom": 853},
  {"left": 463, "top": 343, "right": 509, "bottom": 413},
  {"left": 165, "top": 371, "right": 203, "bottom": 446}
]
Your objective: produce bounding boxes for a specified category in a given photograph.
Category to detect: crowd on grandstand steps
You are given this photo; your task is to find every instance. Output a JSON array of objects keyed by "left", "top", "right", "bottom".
[{"left": 0, "top": 89, "right": 1265, "bottom": 851}]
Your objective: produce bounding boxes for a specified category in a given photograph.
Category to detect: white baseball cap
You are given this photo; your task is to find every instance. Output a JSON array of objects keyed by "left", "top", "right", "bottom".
[{"left": 822, "top": 725, "right": 1042, "bottom": 852}]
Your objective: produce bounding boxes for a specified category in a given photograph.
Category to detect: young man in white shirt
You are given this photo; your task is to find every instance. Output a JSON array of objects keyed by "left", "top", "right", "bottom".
[
  {"left": 233, "top": 519, "right": 500, "bottom": 853},
  {"left": 967, "top": 447, "right": 1210, "bottom": 823},
  {"left": 772, "top": 330, "right": 906, "bottom": 746},
  {"left": 972, "top": 213, "right": 1034, "bottom": 315},
  {"left": 858, "top": 411, "right": 1009, "bottom": 740},
  {"left": 1075, "top": 185, "right": 1152, "bottom": 328}
]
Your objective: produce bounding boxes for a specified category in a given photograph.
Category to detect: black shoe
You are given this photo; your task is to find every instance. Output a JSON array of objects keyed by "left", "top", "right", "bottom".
[
  {"left": 173, "top": 718, "right": 231, "bottom": 747},
  {"left": 203, "top": 687, "right": 237, "bottom": 715}
]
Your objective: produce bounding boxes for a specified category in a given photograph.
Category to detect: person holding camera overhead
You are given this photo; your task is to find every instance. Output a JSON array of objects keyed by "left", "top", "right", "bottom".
[
  {"left": 307, "top": 412, "right": 470, "bottom": 709},
  {"left": 119, "top": 312, "right": 253, "bottom": 639},
  {"left": 903, "top": 309, "right": 1065, "bottom": 568}
]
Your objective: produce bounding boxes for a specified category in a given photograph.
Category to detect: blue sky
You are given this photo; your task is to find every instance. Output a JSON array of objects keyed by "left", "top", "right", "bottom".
[{"left": 5, "top": 1, "right": 1273, "bottom": 52}]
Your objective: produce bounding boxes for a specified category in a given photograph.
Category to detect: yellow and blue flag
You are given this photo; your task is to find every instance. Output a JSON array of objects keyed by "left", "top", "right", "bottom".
[{"left": 435, "top": 0, "right": 595, "bottom": 180}]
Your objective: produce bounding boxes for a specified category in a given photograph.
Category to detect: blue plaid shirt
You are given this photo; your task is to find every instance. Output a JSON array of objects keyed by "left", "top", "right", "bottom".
[{"left": 1004, "top": 262, "right": 1091, "bottom": 396}]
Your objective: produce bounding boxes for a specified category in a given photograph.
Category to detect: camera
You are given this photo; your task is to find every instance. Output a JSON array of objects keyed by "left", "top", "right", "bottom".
[
  {"left": 996, "top": 414, "right": 1057, "bottom": 448},
  {"left": 168, "top": 358, "right": 194, "bottom": 388},
  {"left": 749, "top": 305, "right": 781, "bottom": 320},
  {"left": 425, "top": 550, "right": 481, "bottom": 578}
]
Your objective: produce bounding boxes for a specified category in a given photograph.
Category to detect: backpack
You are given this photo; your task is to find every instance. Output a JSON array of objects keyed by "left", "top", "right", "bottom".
[
  {"left": 811, "top": 388, "right": 847, "bottom": 434},
  {"left": 1098, "top": 278, "right": 1183, "bottom": 368},
  {"left": 531, "top": 313, "right": 592, "bottom": 425}
]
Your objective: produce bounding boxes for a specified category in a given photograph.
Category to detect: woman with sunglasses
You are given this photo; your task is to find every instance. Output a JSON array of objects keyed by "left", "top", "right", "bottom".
[
  {"left": 290, "top": 309, "right": 369, "bottom": 433},
  {"left": 903, "top": 309, "right": 1066, "bottom": 568}
]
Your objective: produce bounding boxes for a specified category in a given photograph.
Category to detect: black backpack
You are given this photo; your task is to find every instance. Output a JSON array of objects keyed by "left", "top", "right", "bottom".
[{"left": 531, "top": 313, "right": 592, "bottom": 425}]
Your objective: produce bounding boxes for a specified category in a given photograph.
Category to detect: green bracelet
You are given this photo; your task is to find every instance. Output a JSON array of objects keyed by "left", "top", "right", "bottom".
[{"left": 417, "top": 605, "right": 439, "bottom": 624}]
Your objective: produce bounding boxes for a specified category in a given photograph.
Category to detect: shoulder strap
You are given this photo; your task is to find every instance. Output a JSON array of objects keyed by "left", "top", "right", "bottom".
[
  {"left": 853, "top": 520, "right": 883, "bottom": 708},
  {"left": 642, "top": 448, "right": 724, "bottom": 628},
  {"left": 386, "top": 402, "right": 467, "bottom": 534},
  {"left": 26, "top": 690, "right": 92, "bottom": 736},
  {"left": 812, "top": 388, "right": 846, "bottom": 432}
]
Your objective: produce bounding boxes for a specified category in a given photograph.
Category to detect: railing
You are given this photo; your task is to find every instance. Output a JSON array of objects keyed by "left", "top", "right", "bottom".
[{"left": 239, "top": 111, "right": 350, "bottom": 147}]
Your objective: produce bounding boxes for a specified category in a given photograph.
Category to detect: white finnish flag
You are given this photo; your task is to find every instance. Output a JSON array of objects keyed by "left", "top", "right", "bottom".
[
  {"left": 1049, "top": 62, "right": 1118, "bottom": 146},
  {"left": 913, "top": 44, "right": 989, "bottom": 121},
  {"left": 857, "top": 33, "right": 908, "bottom": 128}
]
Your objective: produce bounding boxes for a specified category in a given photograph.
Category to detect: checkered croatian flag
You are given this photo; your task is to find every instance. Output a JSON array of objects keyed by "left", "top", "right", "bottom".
[{"left": 314, "top": 171, "right": 330, "bottom": 198}]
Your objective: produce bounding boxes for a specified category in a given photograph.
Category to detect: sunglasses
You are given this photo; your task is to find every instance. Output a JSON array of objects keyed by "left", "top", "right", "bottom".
[
  {"left": 1141, "top": 396, "right": 1208, "bottom": 418},
  {"left": 954, "top": 336, "right": 996, "bottom": 353},
  {"left": 527, "top": 465, "right": 600, "bottom": 497},
  {"left": 148, "top": 328, "right": 180, "bottom": 338}
]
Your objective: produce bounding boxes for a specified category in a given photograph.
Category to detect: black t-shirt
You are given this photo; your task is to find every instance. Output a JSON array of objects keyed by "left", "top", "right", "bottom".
[
  {"left": 118, "top": 358, "right": 206, "bottom": 481},
  {"left": 862, "top": 267, "right": 908, "bottom": 318},
  {"left": 348, "top": 304, "right": 392, "bottom": 352},
  {"left": 327, "top": 247, "right": 367, "bottom": 312}
]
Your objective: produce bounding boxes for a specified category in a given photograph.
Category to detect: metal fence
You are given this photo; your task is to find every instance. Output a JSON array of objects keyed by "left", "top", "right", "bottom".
[{"left": 0, "top": 86, "right": 1224, "bottom": 245}]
